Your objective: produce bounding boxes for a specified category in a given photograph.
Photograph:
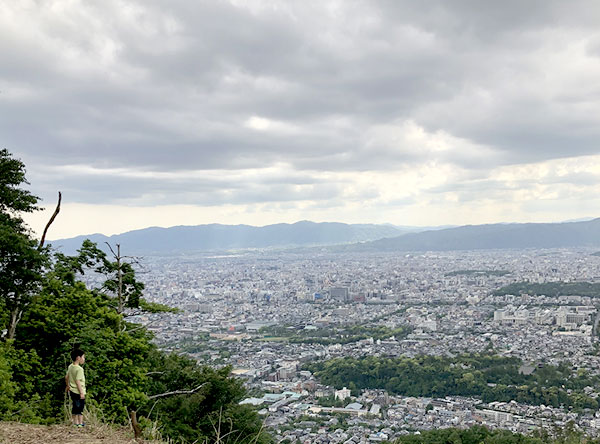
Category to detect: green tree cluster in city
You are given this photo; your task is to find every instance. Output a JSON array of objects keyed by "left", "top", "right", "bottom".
[
  {"left": 394, "top": 424, "right": 599, "bottom": 444},
  {"left": 306, "top": 354, "right": 599, "bottom": 410}
]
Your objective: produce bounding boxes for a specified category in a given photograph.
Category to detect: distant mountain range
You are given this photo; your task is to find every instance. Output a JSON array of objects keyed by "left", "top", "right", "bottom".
[
  {"left": 50, "top": 221, "right": 404, "bottom": 255},
  {"left": 51, "top": 218, "right": 600, "bottom": 256},
  {"left": 337, "top": 218, "right": 600, "bottom": 252}
]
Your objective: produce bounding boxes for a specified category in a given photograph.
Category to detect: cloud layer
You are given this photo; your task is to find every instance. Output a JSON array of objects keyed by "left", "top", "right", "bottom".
[{"left": 2, "top": 0, "right": 600, "bottom": 237}]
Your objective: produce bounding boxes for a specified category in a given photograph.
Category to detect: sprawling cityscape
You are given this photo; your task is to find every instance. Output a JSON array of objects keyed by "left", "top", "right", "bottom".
[{"left": 122, "top": 248, "right": 600, "bottom": 443}]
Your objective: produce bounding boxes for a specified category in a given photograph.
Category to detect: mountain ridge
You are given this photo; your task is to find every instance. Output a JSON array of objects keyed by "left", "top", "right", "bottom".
[
  {"left": 51, "top": 218, "right": 600, "bottom": 255},
  {"left": 50, "top": 221, "right": 404, "bottom": 255},
  {"left": 335, "top": 218, "right": 600, "bottom": 252}
]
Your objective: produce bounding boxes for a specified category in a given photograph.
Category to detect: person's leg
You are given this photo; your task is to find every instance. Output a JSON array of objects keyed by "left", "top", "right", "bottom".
[
  {"left": 70, "top": 392, "right": 78, "bottom": 425},
  {"left": 70, "top": 392, "right": 84, "bottom": 426},
  {"left": 77, "top": 398, "right": 86, "bottom": 426}
]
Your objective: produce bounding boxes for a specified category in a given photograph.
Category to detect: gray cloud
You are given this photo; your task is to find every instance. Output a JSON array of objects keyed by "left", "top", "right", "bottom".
[
  {"left": 2, "top": 0, "right": 600, "bottom": 209},
  {"left": 28, "top": 165, "right": 353, "bottom": 206}
]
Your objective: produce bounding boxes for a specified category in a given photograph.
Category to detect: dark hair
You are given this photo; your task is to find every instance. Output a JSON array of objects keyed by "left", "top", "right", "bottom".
[{"left": 71, "top": 349, "right": 85, "bottom": 362}]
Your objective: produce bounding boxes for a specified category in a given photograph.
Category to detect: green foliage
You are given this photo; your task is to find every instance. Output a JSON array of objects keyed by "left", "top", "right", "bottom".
[
  {"left": 0, "top": 227, "right": 47, "bottom": 324},
  {"left": 3, "top": 247, "right": 269, "bottom": 440},
  {"left": 68, "top": 240, "right": 145, "bottom": 312},
  {"left": 394, "top": 426, "right": 544, "bottom": 444},
  {"left": 316, "top": 395, "right": 345, "bottom": 408},
  {"left": 0, "top": 149, "right": 270, "bottom": 442},
  {"left": 260, "top": 324, "right": 411, "bottom": 345},
  {"left": 138, "top": 299, "right": 181, "bottom": 313},
  {"left": 531, "top": 421, "right": 599, "bottom": 444},
  {"left": 0, "top": 149, "right": 48, "bottom": 340},
  {"left": 141, "top": 350, "right": 271, "bottom": 443},
  {"left": 11, "top": 249, "right": 270, "bottom": 438},
  {"left": 494, "top": 281, "right": 600, "bottom": 298},
  {"left": 0, "top": 341, "right": 54, "bottom": 422},
  {"left": 12, "top": 264, "right": 146, "bottom": 421},
  {"left": 0, "top": 148, "right": 39, "bottom": 219},
  {"left": 306, "top": 354, "right": 599, "bottom": 410},
  {"left": 53, "top": 240, "right": 176, "bottom": 316},
  {"left": 394, "top": 425, "right": 600, "bottom": 444},
  {"left": 0, "top": 343, "right": 17, "bottom": 416}
]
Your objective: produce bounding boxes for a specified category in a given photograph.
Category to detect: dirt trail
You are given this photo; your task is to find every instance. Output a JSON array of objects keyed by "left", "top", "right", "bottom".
[{"left": 0, "top": 422, "right": 141, "bottom": 444}]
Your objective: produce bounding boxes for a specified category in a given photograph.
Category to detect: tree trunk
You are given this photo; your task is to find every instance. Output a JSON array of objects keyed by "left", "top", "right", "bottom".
[
  {"left": 129, "top": 410, "right": 142, "bottom": 439},
  {"left": 117, "top": 244, "right": 123, "bottom": 313},
  {"left": 7, "top": 303, "right": 22, "bottom": 340}
]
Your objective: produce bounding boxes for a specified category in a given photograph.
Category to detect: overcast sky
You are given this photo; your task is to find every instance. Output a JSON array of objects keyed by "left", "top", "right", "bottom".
[{"left": 3, "top": 0, "right": 600, "bottom": 239}]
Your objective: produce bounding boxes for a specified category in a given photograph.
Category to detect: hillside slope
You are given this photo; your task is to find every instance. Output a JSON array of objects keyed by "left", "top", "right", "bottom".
[
  {"left": 51, "top": 221, "right": 403, "bottom": 254},
  {"left": 0, "top": 422, "right": 160, "bottom": 444},
  {"left": 339, "top": 218, "right": 600, "bottom": 252}
]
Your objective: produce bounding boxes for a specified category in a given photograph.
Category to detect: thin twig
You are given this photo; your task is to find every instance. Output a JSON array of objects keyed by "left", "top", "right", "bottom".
[
  {"left": 147, "top": 399, "right": 160, "bottom": 418},
  {"left": 124, "top": 319, "right": 159, "bottom": 333},
  {"left": 147, "top": 383, "right": 207, "bottom": 400},
  {"left": 104, "top": 242, "right": 118, "bottom": 259}
]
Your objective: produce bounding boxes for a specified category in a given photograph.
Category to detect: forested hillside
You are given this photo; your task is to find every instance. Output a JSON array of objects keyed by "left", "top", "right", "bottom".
[
  {"left": 53, "top": 221, "right": 403, "bottom": 255},
  {"left": 0, "top": 149, "right": 271, "bottom": 443}
]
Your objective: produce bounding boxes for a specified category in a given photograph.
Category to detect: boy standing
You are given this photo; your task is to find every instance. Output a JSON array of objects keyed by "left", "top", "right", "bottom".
[{"left": 65, "top": 349, "right": 86, "bottom": 427}]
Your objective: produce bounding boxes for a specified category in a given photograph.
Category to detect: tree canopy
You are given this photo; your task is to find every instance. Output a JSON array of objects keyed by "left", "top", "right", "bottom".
[
  {"left": 0, "top": 148, "right": 271, "bottom": 443},
  {"left": 0, "top": 149, "right": 47, "bottom": 340},
  {"left": 305, "top": 354, "right": 599, "bottom": 410}
]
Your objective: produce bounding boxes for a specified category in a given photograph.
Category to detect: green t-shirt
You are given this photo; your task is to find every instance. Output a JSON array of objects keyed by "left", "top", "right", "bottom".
[{"left": 66, "top": 363, "right": 86, "bottom": 395}]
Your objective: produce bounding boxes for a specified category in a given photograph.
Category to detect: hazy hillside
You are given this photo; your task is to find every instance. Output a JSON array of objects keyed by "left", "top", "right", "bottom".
[
  {"left": 51, "top": 219, "right": 600, "bottom": 255},
  {"left": 50, "top": 221, "right": 403, "bottom": 255},
  {"left": 340, "top": 218, "right": 600, "bottom": 252}
]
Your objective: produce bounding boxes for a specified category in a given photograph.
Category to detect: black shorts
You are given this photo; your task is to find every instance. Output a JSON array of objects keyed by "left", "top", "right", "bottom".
[{"left": 70, "top": 391, "right": 85, "bottom": 415}]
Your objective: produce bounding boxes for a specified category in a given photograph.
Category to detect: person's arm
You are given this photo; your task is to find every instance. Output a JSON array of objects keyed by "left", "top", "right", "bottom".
[
  {"left": 75, "top": 366, "right": 85, "bottom": 399},
  {"left": 75, "top": 379, "right": 85, "bottom": 399},
  {"left": 65, "top": 373, "right": 70, "bottom": 392}
]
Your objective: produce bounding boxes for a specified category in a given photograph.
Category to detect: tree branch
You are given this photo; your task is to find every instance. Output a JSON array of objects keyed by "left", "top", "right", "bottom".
[
  {"left": 39, "top": 191, "right": 61, "bottom": 250},
  {"left": 104, "top": 242, "right": 118, "bottom": 259},
  {"left": 124, "top": 319, "right": 159, "bottom": 334},
  {"left": 147, "top": 383, "right": 207, "bottom": 400}
]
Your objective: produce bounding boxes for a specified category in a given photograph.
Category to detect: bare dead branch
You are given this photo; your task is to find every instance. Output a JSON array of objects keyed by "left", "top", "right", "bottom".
[
  {"left": 104, "top": 242, "right": 118, "bottom": 259},
  {"left": 147, "top": 399, "right": 160, "bottom": 419},
  {"left": 124, "top": 319, "right": 159, "bottom": 333},
  {"left": 122, "top": 255, "right": 142, "bottom": 263},
  {"left": 123, "top": 311, "right": 143, "bottom": 318},
  {"left": 147, "top": 383, "right": 207, "bottom": 400},
  {"left": 145, "top": 371, "right": 165, "bottom": 376},
  {"left": 39, "top": 191, "right": 61, "bottom": 250}
]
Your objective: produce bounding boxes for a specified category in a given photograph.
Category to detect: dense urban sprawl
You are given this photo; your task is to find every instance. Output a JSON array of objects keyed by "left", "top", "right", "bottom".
[{"left": 122, "top": 248, "right": 600, "bottom": 443}]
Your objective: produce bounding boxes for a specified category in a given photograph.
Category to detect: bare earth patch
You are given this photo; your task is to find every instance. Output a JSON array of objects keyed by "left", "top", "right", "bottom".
[{"left": 0, "top": 422, "right": 142, "bottom": 444}]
